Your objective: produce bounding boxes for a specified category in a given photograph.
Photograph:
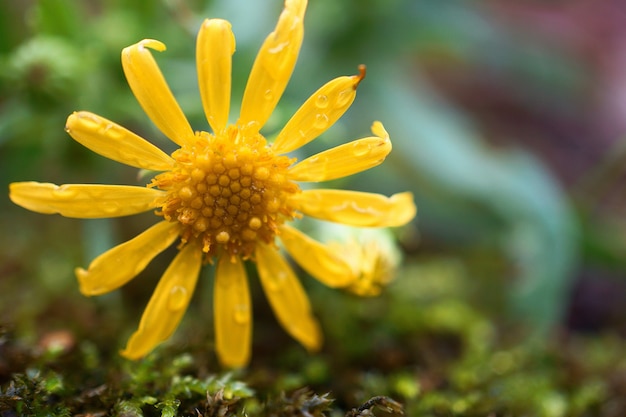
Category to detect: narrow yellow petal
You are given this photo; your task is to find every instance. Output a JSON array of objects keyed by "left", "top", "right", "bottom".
[
  {"left": 76, "top": 221, "right": 180, "bottom": 296},
  {"left": 121, "top": 241, "right": 202, "bottom": 360},
  {"left": 9, "top": 182, "right": 165, "bottom": 218},
  {"left": 273, "top": 68, "right": 366, "bottom": 154},
  {"left": 288, "top": 120, "right": 391, "bottom": 182},
  {"left": 256, "top": 242, "right": 322, "bottom": 352},
  {"left": 278, "top": 224, "right": 354, "bottom": 288},
  {"left": 196, "top": 19, "right": 235, "bottom": 134},
  {"left": 122, "top": 39, "right": 194, "bottom": 146},
  {"left": 66, "top": 111, "right": 174, "bottom": 171},
  {"left": 238, "top": 0, "right": 307, "bottom": 130},
  {"left": 290, "top": 190, "right": 416, "bottom": 227},
  {"left": 214, "top": 255, "right": 251, "bottom": 368}
]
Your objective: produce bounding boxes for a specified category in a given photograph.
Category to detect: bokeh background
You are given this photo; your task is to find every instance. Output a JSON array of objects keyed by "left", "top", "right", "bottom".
[{"left": 2, "top": 0, "right": 626, "bottom": 415}]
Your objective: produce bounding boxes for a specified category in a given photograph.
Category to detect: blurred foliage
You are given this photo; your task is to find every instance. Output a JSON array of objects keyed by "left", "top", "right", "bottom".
[{"left": 3, "top": 0, "right": 626, "bottom": 415}]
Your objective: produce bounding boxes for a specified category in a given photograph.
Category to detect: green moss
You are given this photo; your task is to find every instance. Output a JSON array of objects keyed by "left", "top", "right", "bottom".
[{"left": 3, "top": 252, "right": 626, "bottom": 416}]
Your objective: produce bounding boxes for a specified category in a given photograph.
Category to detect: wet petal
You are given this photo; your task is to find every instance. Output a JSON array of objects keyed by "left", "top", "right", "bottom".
[
  {"left": 66, "top": 111, "right": 174, "bottom": 171},
  {"left": 76, "top": 221, "right": 180, "bottom": 296},
  {"left": 288, "top": 121, "right": 390, "bottom": 182},
  {"left": 197, "top": 19, "right": 235, "bottom": 134},
  {"left": 122, "top": 39, "right": 194, "bottom": 146},
  {"left": 329, "top": 233, "right": 400, "bottom": 298},
  {"left": 121, "top": 241, "right": 202, "bottom": 360},
  {"left": 238, "top": 0, "right": 307, "bottom": 130},
  {"left": 256, "top": 242, "right": 322, "bottom": 352},
  {"left": 278, "top": 224, "right": 354, "bottom": 288},
  {"left": 9, "top": 182, "right": 164, "bottom": 218},
  {"left": 214, "top": 255, "right": 251, "bottom": 368},
  {"left": 290, "top": 190, "right": 416, "bottom": 227},
  {"left": 273, "top": 67, "right": 365, "bottom": 154}
]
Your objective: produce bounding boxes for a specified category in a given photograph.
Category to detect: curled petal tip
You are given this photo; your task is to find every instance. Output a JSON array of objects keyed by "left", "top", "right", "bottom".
[
  {"left": 371, "top": 121, "right": 388, "bottom": 140},
  {"left": 75, "top": 268, "right": 94, "bottom": 296},
  {"left": 355, "top": 64, "right": 366, "bottom": 88},
  {"left": 138, "top": 39, "right": 166, "bottom": 52},
  {"left": 122, "top": 39, "right": 166, "bottom": 60},
  {"left": 391, "top": 192, "right": 417, "bottom": 225}
]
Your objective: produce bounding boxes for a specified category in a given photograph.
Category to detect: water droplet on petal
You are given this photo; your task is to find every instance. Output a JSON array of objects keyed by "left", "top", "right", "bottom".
[
  {"left": 352, "top": 141, "right": 372, "bottom": 157},
  {"left": 266, "top": 271, "right": 287, "bottom": 292},
  {"left": 313, "top": 114, "right": 329, "bottom": 130},
  {"left": 264, "top": 89, "right": 274, "bottom": 102},
  {"left": 103, "top": 124, "right": 123, "bottom": 140},
  {"left": 168, "top": 285, "right": 188, "bottom": 311},
  {"left": 52, "top": 186, "right": 78, "bottom": 199},
  {"left": 233, "top": 304, "right": 249, "bottom": 324},
  {"left": 102, "top": 204, "right": 122, "bottom": 215},
  {"left": 71, "top": 113, "right": 99, "bottom": 133},
  {"left": 335, "top": 89, "right": 353, "bottom": 107},
  {"left": 315, "top": 94, "right": 329, "bottom": 109}
]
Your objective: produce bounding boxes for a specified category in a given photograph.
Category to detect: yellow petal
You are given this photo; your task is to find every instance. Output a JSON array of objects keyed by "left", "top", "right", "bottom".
[
  {"left": 290, "top": 190, "right": 416, "bottom": 227},
  {"left": 214, "top": 255, "right": 251, "bottom": 368},
  {"left": 66, "top": 111, "right": 174, "bottom": 171},
  {"left": 329, "top": 236, "right": 399, "bottom": 298},
  {"left": 121, "top": 241, "right": 202, "bottom": 360},
  {"left": 278, "top": 224, "right": 354, "bottom": 288},
  {"left": 76, "top": 221, "right": 180, "bottom": 296},
  {"left": 122, "top": 39, "right": 194, "bottom": 146},
  {"left": 288, "top": 121, "right": 390, "bottom": 182},
  {"left": 273, "top": 68, "right": 366, "bottom": 154},
  {"left": 196, "top": 19, "right": 235, "bottom": 134},
  {"left": 9, "top": 182, "right": 164, "bottom": 218},
  {"left": 256, "top": 242, "right": 322, "bottom": 352},
  {"left": 238, "top": 0, "right": 307, "bottom": 130}
]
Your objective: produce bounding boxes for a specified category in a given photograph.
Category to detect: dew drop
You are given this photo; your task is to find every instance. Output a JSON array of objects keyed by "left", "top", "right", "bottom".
[
  {"left": 352, "top": 141, "right": 372, "bottom": 157},
  {"left": 101, "top": 204, "right": 122, "bottom": 215},
  {"left": 266, "top": 271, "right": 288, "bottom": 292},
  {"left": 51, "top": 186, "right": 78, "bottom": 199},
  {"left": 103, "top": 124, "right": 123, "bottom": 140},
  {"left": 315, "top": 94, "right": 329, "bottom": 109},
  {"left": 263, "top": 89, "right": 274, "bottom": 102},
  {"left": 75, "top": 113, "right": 100, "bottom": 130},
  {"left": 168, "top": 285, "right": 188, "bottom": 311},
  {"left": 233, "top": 304, "right": 249, "bottom": 324},
  {"left": 313, "top": 113, "right": 329, "bottom": 130},
  {"left": 335, "top": 89, "right": 353, "bottom": 107}
]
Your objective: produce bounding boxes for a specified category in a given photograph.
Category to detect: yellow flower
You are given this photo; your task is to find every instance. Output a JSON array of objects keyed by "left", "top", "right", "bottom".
[
  {"left": 322, "top": 226, "right": 402, "bottom": 297},
  {"left": 9, "top": 0, "right": 416, "bottom": 368}
]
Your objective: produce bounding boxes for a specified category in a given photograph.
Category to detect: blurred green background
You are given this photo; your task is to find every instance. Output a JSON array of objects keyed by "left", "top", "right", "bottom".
[{"left": 2, "top": 0, "right": 626, "bottom": 415}]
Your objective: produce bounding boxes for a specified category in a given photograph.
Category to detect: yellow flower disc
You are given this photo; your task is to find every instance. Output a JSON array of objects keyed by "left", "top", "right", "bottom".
[{"left": 150, "top": 125, "right": 299, "bottom": 259}]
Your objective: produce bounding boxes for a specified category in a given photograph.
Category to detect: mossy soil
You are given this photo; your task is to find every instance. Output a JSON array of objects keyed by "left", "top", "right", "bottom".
[{"left": 2, "top": 257, "right": 626, "bottom": 416}]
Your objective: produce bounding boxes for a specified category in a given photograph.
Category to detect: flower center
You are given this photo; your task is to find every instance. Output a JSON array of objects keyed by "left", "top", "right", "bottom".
[{"left": 150, "top": 125, "right": 299, "bottom": 260}]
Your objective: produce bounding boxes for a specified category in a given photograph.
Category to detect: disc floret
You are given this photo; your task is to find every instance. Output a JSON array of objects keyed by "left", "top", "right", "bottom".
[{"left": 151, "top": 125, "right": 299, "bottom": 259}]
